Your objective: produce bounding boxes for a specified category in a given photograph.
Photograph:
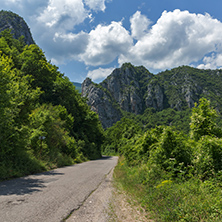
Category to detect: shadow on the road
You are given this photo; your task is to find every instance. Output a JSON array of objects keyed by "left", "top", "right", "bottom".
[
  {"left": 0, "top": 170, "right": 64, "bottom": 196},
  {"left": 101, "top": 155, "right": 113, "bottom": 160}
]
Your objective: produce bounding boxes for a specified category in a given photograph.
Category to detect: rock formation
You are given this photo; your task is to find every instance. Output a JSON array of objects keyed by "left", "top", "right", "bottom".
[
  {"left": 82, "top": 63, "right": 222, "bottom": 128},
  {"left": 0, "top": 10, "right": 35, "bottom": 45},
  {"left": 82, "top": 78, "right": 122, "bottom": 128}
]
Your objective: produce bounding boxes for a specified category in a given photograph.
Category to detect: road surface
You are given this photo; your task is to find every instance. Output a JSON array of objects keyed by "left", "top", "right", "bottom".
[{"left": 0, "top": 156, "right": 118, "bottom": 222}]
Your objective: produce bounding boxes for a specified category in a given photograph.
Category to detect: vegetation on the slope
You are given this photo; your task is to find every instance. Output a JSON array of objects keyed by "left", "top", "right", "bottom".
[
  {"left": 0, "top": 29, "right": 104, "bottom": 180},
  {"left": 104, "top": 98, "right": 222, "bottom": 221},
  {"left": 122, "top": 107, "right": 192, "bottom": 134}
]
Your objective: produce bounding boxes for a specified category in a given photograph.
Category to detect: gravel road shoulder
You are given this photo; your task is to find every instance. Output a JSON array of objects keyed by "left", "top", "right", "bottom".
[
  {"left": 66, "top": 166, "right": 154, "bottom": 222},
  {"left": 66, "top": 168, "right": 114, "bottom": 222}
]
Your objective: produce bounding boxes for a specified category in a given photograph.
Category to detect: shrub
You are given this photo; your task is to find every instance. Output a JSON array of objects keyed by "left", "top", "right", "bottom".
[
  {"left": 194, "top": 136, "right": 222, "bottom": 179},
  {"left": 190, "top": 98, "right": 222, "bottom": 141},
  {"left": 149, "top": 127, "right": 192, "bottom": 174}
]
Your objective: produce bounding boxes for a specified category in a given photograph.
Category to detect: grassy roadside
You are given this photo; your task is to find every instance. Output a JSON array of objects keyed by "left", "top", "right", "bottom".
[
  {"left": 107, "top": 157, "right": 152, "bottom": 222},
  {"left": 113, "top": 156, "right": 222, "bottom": 222}
]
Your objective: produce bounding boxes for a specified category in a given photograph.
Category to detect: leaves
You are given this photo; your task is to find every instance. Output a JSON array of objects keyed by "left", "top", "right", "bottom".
[
  {"left": 190, "top": 98, "right": 222, "bottom": 141},
  {"left": 0, "top": 29, "right": 103, "bottom": 180}
]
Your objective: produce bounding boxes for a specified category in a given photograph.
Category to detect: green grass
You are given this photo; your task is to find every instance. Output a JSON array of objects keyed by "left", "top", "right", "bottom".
[{"left": 114, "top": 157, "right": 222, "bottom": 222}]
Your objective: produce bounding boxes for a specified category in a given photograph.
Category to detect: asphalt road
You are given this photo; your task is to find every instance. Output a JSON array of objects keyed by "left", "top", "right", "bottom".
[{"left": 0, "top": 156, "right": 118, "bottom": 222}]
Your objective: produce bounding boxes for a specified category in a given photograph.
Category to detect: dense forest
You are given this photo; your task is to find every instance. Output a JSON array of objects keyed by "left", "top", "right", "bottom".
[{"left": 0, "top": 29, "right": 104, "bottom": 180}]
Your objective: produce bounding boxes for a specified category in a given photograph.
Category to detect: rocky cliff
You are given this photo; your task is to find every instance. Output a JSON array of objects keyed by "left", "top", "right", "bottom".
[
  {"left": 0, "top": 10, "right": 35, "bottom": 45},
  {"left": 82, "top": 78, "right": 122, "bottom": 128},
  {"left": 101, "top": 63, "right": 153, "bottom": 115},
  {"left": 82, "top": 63, "right": 222, "bottom": 128}
]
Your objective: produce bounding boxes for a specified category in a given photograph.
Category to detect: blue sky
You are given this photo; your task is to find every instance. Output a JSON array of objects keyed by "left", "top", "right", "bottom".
[{"left": 1, "top": 0, "right": 222, "bottom": 83}]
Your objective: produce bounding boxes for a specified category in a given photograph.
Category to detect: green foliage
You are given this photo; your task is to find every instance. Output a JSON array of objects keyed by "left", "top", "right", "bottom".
[
  {"left": 0, "top": 30, "right": 103, "bottom": 180},
  {"left": 149, "top": 127, "right": 192, "bottom": 172},
  {"left": 120, "top": 126, "right": 163, "bottom": 166},
  {"left": 125, "top": 107, "right": 191, "bottom": 134},
  {"left": 102, "top": 117, "right": 142, "bottom": 155},
  {"left": 51, "top": 75, "right": 104, "bottom": 159},
  {"left": 108, "top": 97, "right": 222, "bottom": 221},
  {"left": 194, "top": 136, "right": 222, "bottom": 179},
  {"left": 20, "top": 44, "right": 59, "bottom": 102},
  {"left": 0, "top": 52, "right": 40, "bottom": 163},
  {"left": 28, "top": 104, "right": 77, "bottom": 159},
  {"left": 115, "top": 162, "right": 222, "bottom": 221},
  {"left": 190, "top": 98, "right": 222, "bottom": 141}
]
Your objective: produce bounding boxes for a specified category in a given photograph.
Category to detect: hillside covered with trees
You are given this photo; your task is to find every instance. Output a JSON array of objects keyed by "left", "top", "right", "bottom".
[{"left": 0, "top": 29, "right": 104, "bottom": 180}]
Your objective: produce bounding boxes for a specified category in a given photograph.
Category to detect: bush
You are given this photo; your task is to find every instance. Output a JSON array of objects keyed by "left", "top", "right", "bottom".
[
  {"left": 194, "top": 136, "right": 222, "bottom": 179},
  {"left": 190, "top": 98, "right": 222, "bottom": 141},
  {"left": 149, "top": 127, "right": 192, "bottom": 174}
]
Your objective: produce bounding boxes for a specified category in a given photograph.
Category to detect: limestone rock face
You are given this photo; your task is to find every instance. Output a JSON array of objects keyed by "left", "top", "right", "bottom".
[
  {"left": 82, "top": 64, "right": 154, "bottom": 128},
  {"left": 0, "top": 10, "right": 35, "bottom": 45},
  {"left": 145, "top": 82, "right": 165, "bottom": 111},
  {"left": 82, "top": 64, "right": 222, "bottom": 128},
  {"left": 82, "top": 78, "right": 122, "bottom": 128},
  {"left": 101, "top": 64, "right": 150, "bottom": 115}
]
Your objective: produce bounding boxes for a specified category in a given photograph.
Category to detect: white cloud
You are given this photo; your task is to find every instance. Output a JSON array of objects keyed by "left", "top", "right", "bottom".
[
  {"left": 84, "top": 0, "right": 106, "bottom": 12},
  {"left": 120, "top": 9, "right": 222, "bottom": 71},
  {"left": 2, "top": 1, "right": 222, "bottom": 79},
  {"left": 37, "top": 0, "right": 87, "bottom": 30},
  {"left": 2, "top": 0, "right": 114, "bottom": 66},
  {"left": 80, "top": 21, "right": 133, "bottom": 66},
  {"left": 198, "top": 53, "right": 222, "bottom": 69},
  {"left": 130, "top": 11, "right": 152, "bottom": 40},
  {"left": 51, "top": 31, "right": 89, "bottom": 63},
  {"left": 87, "top": 67, "right": 115, "bottom": 80},
  {"left": 43, "top": 19, "right": 133, "bottom": 66}
]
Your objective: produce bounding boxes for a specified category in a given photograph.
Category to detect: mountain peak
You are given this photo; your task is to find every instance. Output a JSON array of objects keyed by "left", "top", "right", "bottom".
[
  {"left": 82, "top": 64, "right": 222, "bottom": 128},
  {"left": 0, "top": 10, "right": 35, "bottom": 45}
]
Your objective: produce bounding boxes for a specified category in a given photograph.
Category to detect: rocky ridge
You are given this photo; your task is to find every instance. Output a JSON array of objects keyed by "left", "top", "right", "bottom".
[
  {"left": 82, "top": 63, "right": 222, "bottom": 128},
  {"left": 82, "top": 78, "right": 122, "bottom": 128},
  {"left": 0, "top": 10, "right": 35, "bottom": 45}
]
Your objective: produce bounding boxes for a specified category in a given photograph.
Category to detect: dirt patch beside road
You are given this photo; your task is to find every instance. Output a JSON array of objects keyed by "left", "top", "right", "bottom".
[
  {"left": 66, "top": 168, "right": 114, "bottom": 222},
  {"left": 108, "top": 184, "right": 154, "bottom": 222},
  {"left": 66, "top": 165, "right": 154, "bottom": 222}
]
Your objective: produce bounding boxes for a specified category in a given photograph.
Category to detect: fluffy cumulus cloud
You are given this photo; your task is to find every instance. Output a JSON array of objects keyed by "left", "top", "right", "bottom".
[
  {"left": 87, "top": 67, "right": 115, "bottom": 80},
  {"left": 0, "top": 0, "right": 114, "bottom": 63},
  {"left": 51, "top": 31, "right": 89, "bottom": 63},
  {"left": 120, "top": 10, "right": 222, "bottom": 71},
  {"left": 130, "top": 11, "right": 152, "bottom": 40},
  {"left": 198, "top": 53, "right": 222, "bottom": 69},
  {"left": 2, "top": 0, "right": 222, "bottom": 80},
  {"left": 37, "top": 0, "right": 87, "bottom": 30},
  {"left": 79, "top": 21, "right": 133, "bottom": 66}
]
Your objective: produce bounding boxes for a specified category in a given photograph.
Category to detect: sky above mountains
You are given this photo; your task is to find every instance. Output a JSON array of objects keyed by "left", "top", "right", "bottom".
[{"left": 1, "top": 0, "right": 222, "bottom": 83}]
